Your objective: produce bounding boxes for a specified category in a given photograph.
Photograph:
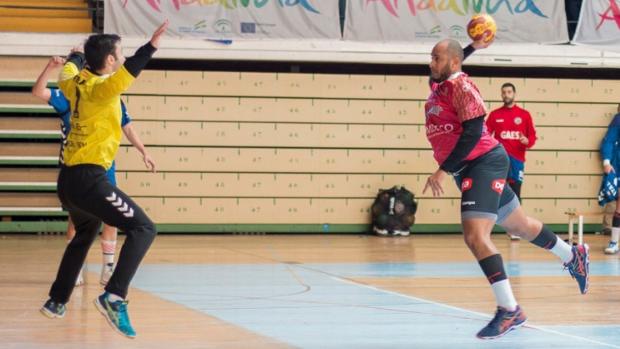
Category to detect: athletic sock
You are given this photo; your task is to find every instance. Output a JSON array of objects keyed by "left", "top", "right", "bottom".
[
  {"left": 612, "top": 228, "right": 620, "bottom": 244},
  {"left": 101, "top": 239, "right": 116, "bottom": 265},
  {"left": 107, "top": 293, "right": 124, "bottom": 303},
  {"left": 479, "top": 254, "right": 518, "bottom": 311},
  {"left": 530, "top": 225, "right": 573, "bottom": 264},
  {"left": 611, "top": 213, "right": 620, "bottom": 243}
]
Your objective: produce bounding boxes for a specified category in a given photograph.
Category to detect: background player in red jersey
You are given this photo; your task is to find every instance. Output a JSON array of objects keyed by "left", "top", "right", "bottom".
[
  {"left": 486, "top": 83, "right": 537, "bottom": 240},
  {"left": 423, "top": 39, "right": 589, "bottom": 340}
]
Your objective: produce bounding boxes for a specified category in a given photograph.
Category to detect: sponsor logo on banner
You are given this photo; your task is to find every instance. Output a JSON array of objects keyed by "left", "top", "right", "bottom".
[
  {"left": 240, "top": 21, "right": 277, "bottom": 34},
  {"left": 241, "top": 22, "right": 257, "bottom": 33},
  {"left": 415, "top": 25, "right": 442, "bottom": 39},
  {"left": 449, "top": 25, "right": 466, "bottom": 38},
  {"left": 213, "top": 19, "right": 233, "bottom": 33},
  {"left": 110, "top": 0, "right": 340, "bottom": 40},
  {"left": 461, "top": 178, "right": 473, "bottom": 191},
  {"left": 491, "top": 179, "right": 506, "bottom": 194},
  {"left": 178, "top": 19, "right": 208, "bottom": 34}
]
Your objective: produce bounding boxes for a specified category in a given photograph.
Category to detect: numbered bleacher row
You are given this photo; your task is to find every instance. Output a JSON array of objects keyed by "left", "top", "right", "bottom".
[
  {"left": 117, "top": 120, "right": 604, "bottom": 150},
  {"left": 2, "top": 103, "right": 612, "bottom": 150},
  {"left": 123, "top": 95, "right": 617, "bottom": 127},
  {"left": 1, "top": 58, "right": 618, "bottom": 228},
  {"left": 114, "top": 146, "right": 602, "bottom": 175},
  {"left": 0, "top": 166, "right": 603, "bottom": 200},
  {"left": 1, "top": 57, "right": 617, "bottom": 102},
  {"left": 0, "top": 191, "right": 600, "bottom": 225},
  {"left": 125, "top": 71, "right": 618, "bottom": 103}
]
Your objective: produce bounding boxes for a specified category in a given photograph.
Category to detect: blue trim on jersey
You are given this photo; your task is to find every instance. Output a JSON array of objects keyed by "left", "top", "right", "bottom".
[
  {"left": 120, "top": 101, "right": 131, "bottom": 127},
  {"left": 48, "top": 88, "right": 71, "bottom": 138},
  {"left": 106, "top": 161, "right": 117, "bottom": 186}
]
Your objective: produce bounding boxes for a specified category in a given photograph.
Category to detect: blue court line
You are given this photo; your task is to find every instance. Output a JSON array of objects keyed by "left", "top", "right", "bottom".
[
  {"left": 113, "top": 261, "right": 620, "bottom": 349},
  {"left": 294, "top": 260, "right": 620, "bottom": 278}
]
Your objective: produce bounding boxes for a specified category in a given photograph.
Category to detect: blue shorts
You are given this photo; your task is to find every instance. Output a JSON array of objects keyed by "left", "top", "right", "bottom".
[
  {"left": 507, "top": 155, "right": 524, "bottom": 184},
  {"left": 106, "top": 161, "right": 117, "bottom": 186}
]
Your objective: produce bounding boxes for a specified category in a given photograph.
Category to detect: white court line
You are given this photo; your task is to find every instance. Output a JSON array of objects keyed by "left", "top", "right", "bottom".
[{"left": 333, "top": 276, "right": 620, "bottom": 349}]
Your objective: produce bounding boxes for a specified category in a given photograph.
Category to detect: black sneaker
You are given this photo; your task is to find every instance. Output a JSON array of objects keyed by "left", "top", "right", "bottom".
[
  {"left": 40, "top": 299, "right": 66, "bottom": 319},
  {"left": 477, "top": 305, "right": 527, "bottom": 339}
]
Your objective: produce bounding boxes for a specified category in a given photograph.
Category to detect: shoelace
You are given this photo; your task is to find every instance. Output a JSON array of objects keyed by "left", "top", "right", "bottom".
[
  {"left": 487, "top": 307, "right": 508, "bottom": 328},
  {"left": 565, "top": 250, "right": 585, "bottom": 277},
  {"left": 49, "top": 301, "right": 64, "bottom": 312}
]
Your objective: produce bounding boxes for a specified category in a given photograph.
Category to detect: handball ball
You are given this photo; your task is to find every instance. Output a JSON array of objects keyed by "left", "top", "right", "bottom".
[{"left": 467, "top": 14, "right": 496, "bottom": 42}]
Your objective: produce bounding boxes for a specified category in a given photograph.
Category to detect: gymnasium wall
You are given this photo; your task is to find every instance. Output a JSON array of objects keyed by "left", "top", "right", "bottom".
[{"left": 0, "top": 56, "right": 618, "bottom": 232}]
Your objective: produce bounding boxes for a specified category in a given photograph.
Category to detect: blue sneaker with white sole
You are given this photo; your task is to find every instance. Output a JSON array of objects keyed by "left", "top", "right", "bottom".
[
  {"left": 564, "top": 244, "right": 590, "bottom": 295},
  {"left": 95, "top": 292, "right": 136, "bottom": 338},
  {"left": 477, "top": 305, "right": 527, "bottom": 339}
]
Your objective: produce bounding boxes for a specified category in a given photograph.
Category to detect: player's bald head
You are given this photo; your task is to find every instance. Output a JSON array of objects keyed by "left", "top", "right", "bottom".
[
  {"left": 430, "top": 39, "right": 464, "bottom": 83},
  {"left": 436, "top": 39, "right": 464, "bottom": 62}
]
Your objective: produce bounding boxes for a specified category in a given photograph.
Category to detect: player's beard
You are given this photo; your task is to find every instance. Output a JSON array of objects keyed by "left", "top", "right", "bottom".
[
  {"left": 503, "top": 97, "right": 514, "bottom": 106},
  {"left": 430, "top": 64, "right": 452, "bottom": 83}
]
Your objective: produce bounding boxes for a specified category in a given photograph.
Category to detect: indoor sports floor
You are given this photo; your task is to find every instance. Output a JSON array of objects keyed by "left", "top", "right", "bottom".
[{"left": 1, "top": 234, "right": 619, "bottom": 349}]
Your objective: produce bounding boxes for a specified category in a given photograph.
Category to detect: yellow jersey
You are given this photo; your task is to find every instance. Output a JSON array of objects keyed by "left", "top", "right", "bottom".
[{"left": 58, "top": 62, "right": 135, "bottom": 170}]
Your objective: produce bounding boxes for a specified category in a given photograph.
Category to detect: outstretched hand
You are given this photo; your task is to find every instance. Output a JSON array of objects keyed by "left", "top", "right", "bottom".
[
  {"left": 423, "top": 168, "right": 448, "bottom": 197},
  {"left": 471, "top": 32, "right": 495, "bottom": 50},
  {"left": 143, "top": 153, "right": 156, "bottom": 173},
  {"left": 150, "top": 20, "right": 169, "bottom": 49},
  {"left": 47, "top": 56, "right": 66, "bottom": 69},
  {"left": 70, "top": 44, "right": 83, "bottom": 54}
]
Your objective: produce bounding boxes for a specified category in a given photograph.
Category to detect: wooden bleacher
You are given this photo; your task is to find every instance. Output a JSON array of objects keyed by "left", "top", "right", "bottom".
[
  {"left": 0, "top": 0, "right": 91, "bottom": 33},
  {"left": 0, "top": 56, "right": 617, "bottom": 232}
]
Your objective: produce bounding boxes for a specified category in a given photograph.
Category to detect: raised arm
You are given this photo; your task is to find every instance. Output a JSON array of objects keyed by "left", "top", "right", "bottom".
[
  {"left": 464, "top": 32, "right": 495, "bottom": 62},
  {"left": 93, "top": 20, "right": 169, "bottom": 101},
  {"left": 32, "top": 56, "right": 65, "bottom": 102},
  {"left": 57, "top": 47, "right": 86, "bottom": 95}
]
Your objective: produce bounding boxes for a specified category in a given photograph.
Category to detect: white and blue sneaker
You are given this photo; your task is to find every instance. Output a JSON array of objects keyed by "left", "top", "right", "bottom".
[
  {"left": 605, "top": 241, "right": 619, "bottom": 255},
  {"left": 40, "top": 299, "right": 66, "bottom": 319}
]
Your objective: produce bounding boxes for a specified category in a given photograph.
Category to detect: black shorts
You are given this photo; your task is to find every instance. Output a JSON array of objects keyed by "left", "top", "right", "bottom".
[{"left": 453, "top": 145, "right": 520, "bottom": 223}]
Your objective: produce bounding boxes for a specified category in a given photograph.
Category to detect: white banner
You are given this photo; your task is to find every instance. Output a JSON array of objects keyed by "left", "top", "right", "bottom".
[
  {"left": 344, "top": 0, "right": 569, "bottom": 43},
  {"left": 573, "top": 0, "right": 620, "bottom": 49},
  {"left": 104, "top": 0, "right": 341, "bottom": 40}
]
